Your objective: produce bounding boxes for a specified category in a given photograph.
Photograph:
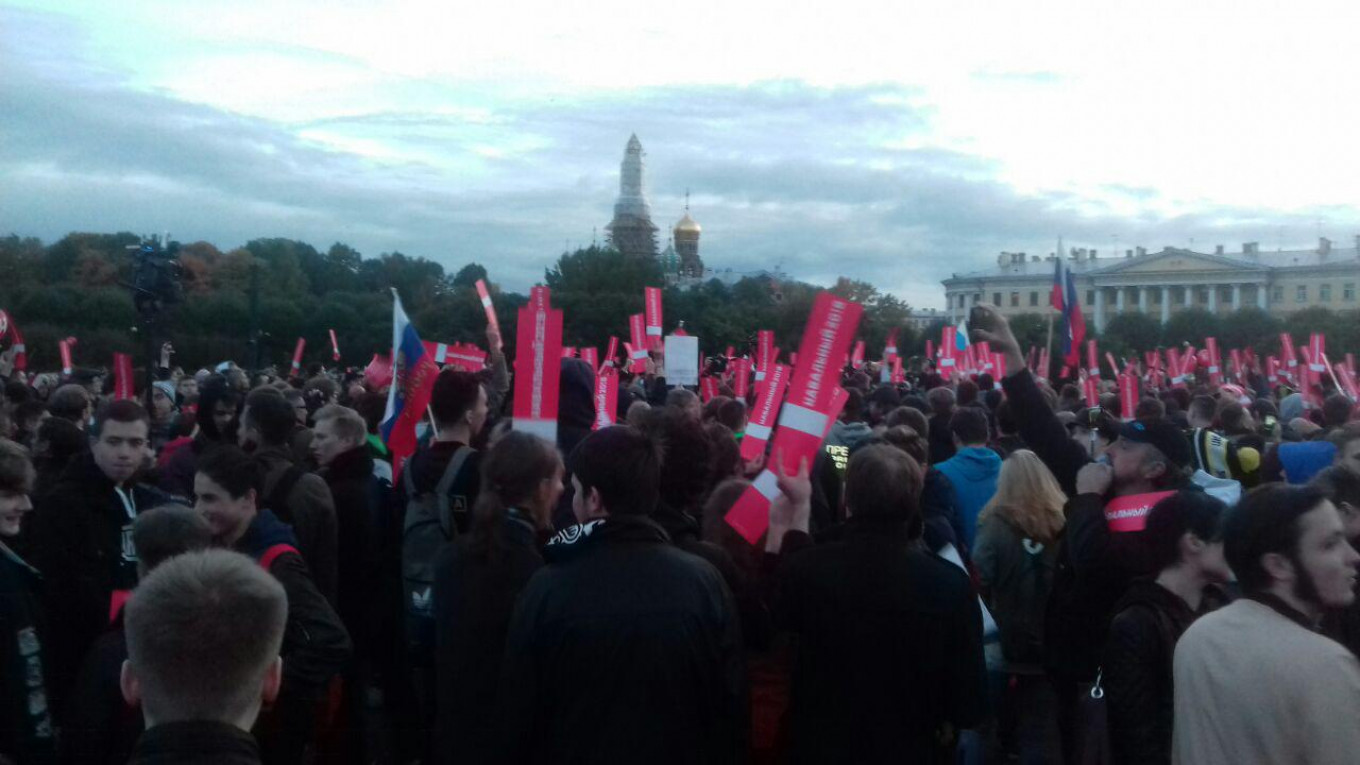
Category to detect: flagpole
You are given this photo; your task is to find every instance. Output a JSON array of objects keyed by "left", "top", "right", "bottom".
[{"left": 1044, "top": 308, "right": 1054, "bottom": 378}]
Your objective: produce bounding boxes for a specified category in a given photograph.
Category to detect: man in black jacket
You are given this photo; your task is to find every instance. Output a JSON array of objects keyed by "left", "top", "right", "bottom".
[
  {"left": 498, "top": 426, "right": 747, "bottom": 764},
  {"left": 195, "top": 446, "right": 352, "bottom": 765},
  {"left": 27, "top": 400, "right": 180, "bottom": 721},
  {"left": 777, "top": 444, "right": 986, "bottom": 763}
]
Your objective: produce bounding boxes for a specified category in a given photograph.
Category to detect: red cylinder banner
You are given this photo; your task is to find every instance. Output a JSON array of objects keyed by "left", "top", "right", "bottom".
[
  {"left": 512, "top": 287, "right": 564, "bottom": 441},
  {"left": 992, "top": 352, "right": 1007, "bottom": 379},
  {"left": 1309, "top": 333, "right": 1327, "bottom": 373},
  {"left": 1266, "top": 356, "right": 1280, "bottom": 385},
  {"left": 580, "top": 347, "right": 598, "bottom": 371},
  {"left": 891, "top": 356, "right": 904, "bottom": 384},
  {"left": 1083, "top": 375, "right": 1100, "bottom": 407},
  {"left": 1086, "top": 339, "right": 1099, "bottom": 377},
  {"left": 1205, "top": 337, "right": 1222, "bottom": 386},
  {"left": 291, "top": 338, "right": 306, "bottom": 376},
  {"left": 475, "top": 279, "right": 502, "bottom": 348},
  {"left": 644, "top": 286, "right": 663, "bottom": 351},
  {"left": 604, "top": 337, "right": 619, "bottom": 369},
  {"left": 60, "top": 338, "right": 75, "bottom": 376},
  {"left": 731, "top": 358, "right": 751, "bottom": 400},
  {"left": 884, "top": 328, "right": 899, "bottom": 362},
  {"left": 1120, "top": 374, "right": 1139, "bottom": 420},
  {"left": 700, "top": 376, "right": 719, "bottom": 402},
  {"left": 1280, "top": 333, "right": 1298, "bottom": 373},
  {"left": 329, "top": 329, "right": 341, "bottom": 361},
  {"left": 851, "top": 340, "right": 865, "bottom": 369},
  {"left": 113, "top": 353, "right": 134, "bottom": 400},
  {"left": 628, "top": 314, "right": 647, "bottom": 373},
  {"left": 592, "top": 366, "right": 619, "bottom": 430},
  {"left": 741, "top": 362, "right": 789, "bottom": 463}
]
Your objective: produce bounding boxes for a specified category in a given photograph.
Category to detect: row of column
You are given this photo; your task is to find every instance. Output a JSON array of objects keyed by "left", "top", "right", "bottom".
[{"left": 1092, "top": 283, "right": 1265, "bottom": 332}]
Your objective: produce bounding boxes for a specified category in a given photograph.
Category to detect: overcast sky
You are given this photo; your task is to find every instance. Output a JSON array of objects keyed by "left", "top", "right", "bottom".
[{"left": 4, "top": 1, "right": 1360, "bottom": 309}]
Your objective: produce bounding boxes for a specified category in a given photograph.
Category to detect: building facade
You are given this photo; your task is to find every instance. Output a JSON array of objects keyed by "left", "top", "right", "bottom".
[{"left": 941, "top": 239, "right": 1360, "bottom": 332}]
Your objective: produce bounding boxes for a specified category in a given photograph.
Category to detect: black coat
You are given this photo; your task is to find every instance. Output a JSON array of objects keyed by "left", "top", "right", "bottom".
[
  {"left": 777, "top": 518, "right": 986, "bottom": 764},
  {"left": 127, "top": 721, "right": 260, "bottom": 765},
  {"left": 0, "top": 546, "right": 55, "bottom": 764},
  {"left": 317, "top": 446, "right": 389, "bottom": 660},
  {"left": 26, "top": 454, "right": 178, "bottom": 717},
  {"left": 61, "top": 617, "right": 136, "bottom": 765},
  {"left": 1103, "top": 580, "right": 1222, "bottom": 765},
  {"left": 498, "top": 515, "right": 747, "bottom": 765},
  {"left": 432, "top": 513, "right": 543, "bottom": 765},
  {"left": 928, "top": 412, "right": 957, "bottom": 465}
]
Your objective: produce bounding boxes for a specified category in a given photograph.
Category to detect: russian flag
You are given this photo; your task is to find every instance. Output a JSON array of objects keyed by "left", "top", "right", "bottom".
[
  {"left": 1051, "top": 253, "right": 1087, "bottom": 368},
  {"left": 380, "top": 290, "right": 440, "bottom": 480}
]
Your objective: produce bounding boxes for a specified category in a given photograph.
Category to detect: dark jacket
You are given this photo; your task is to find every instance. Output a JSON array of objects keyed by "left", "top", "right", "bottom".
[
  {"left": 971, "top": 514, "right": 1058, "bottom": 670},
  {"left": 928, "top": 411, "right": 957, "bottom": 465},
  {"left": 498, "top": 515, "right": 747, "bottom": 765},
  {"left": 253, "top": 446, "right": 338, "bottom": 605},
  {"left": 127, "top": 721, "right": 260, "bottom": 765},
  {"left": 27, "top": 454, "right": 178, "bottom": 718},
  {"left": 234, "top": 510, "right": 351, "bottom": 694},
  {"left": 921, "top": 468, "right": 966, "bottom": 553},
  {"left": 61, "top": 615, "right": 136, "bottom": 765},
  {"left": 403, "top": 440, "right": 480, "bottom": 536},
  {"left": 432, "top": 512, "right": 543, "bottom": 765},
  {"left": 158, "top": 431, "right": 219, "bottom": 499},
  {"left": 0, "top": 545, "right": 55, "bottom": 764},
  {"left": 777, "top": 518, "right": 986, "bottom": 764},
  {"left": 316, "top": 446, "right": 387, "bottom": 659},
  {"left": 999, "top": 370, "right": 1087, "bottom": 498},
  {"left": 1104, "top": 580, "right": 1219, "bottom": 765}
]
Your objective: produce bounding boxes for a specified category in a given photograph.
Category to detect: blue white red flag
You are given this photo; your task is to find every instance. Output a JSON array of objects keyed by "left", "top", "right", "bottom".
[
  {"left": 1051, "top": 252, "right": 1087, "bottom": 367},
  {"left": 380, "top": 289, "right": 440, "bottom": 481}
]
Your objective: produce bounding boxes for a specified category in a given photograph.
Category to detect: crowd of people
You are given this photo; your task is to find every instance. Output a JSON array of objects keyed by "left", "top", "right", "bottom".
[{"left": 0, "top": 304, "right": 1359, "bottom": 764}]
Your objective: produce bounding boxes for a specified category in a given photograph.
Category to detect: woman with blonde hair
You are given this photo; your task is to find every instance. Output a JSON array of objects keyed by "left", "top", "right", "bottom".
[{"left": 972, "top": 449, "right": 1065, "bottom": 762}]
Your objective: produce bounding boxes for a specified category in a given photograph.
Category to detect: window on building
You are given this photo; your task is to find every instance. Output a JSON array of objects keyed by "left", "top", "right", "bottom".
[
  {"left": 1029, "top": 291, "right": 1039, "bottom": 307},
  {"left": 1321, "top": 284, "right": 1332, "bottom": 303},
  {"left": 973, "top": 293, "right": 981, "bottom": 305},
  {"left": 1346, "top": 283, "right": 1356, "bottom": 301},
  {"left": 1153, "top": 290, "right": 1162, "bottom": 305},
  {"left": 1010, "top": 292, "right": 1020, "bottom": 307},
  {"left": 1272, "top": 286, "right": 1284, "bottom": 303},
  {"left": 993, "top": 292, "right": 1001, "bottom": 306},
  {"left": 1086, "top": 290, "right": 1095, "bottom": 306},
  {"left": 1297, "top": 285, "right": 1308, "bottom": 303},
  {"left": 1197, "top": 288, "right": 1209, "bottom": 303}
]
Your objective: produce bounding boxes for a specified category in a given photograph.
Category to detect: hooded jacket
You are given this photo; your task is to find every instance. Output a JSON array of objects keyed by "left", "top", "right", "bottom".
[
  {"left": 971, "top": 514, "right": 1058, "bottom": 670},
  {"left": 253, "top": 445, "right": 338, "bottom": 605},
  {"left": 317, "top": 445, "right": 393, "bottom": 662},
  {"left": 0, "top": 545, "right": 55, "bottom": 764},
  {"left": 498, "top": 515, "right": 747, "bottom": 765},
  {"left": 27, "top": 453, "right": 178, "bottom": 718},
  {"left": 935, "top": 446, "right": 1002, "bottom": 550}
]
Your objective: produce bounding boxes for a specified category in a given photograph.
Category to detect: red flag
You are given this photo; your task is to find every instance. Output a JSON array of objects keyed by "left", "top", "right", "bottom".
[
  {"left": 475, "top": 279, "right": 502, "bottom": 348},
  {"left": 644, "top": 287, "right": 664, "bottom": 351},
  {"left": 512, "top": 288, "right": 564, "bottom": 441},
  {"left": 592, "top": 366, "right": 619, "bottom": 430},
  {"left": 290, "top": 338, "right": 306, "bottom": 377},
  {"left": 379, "top": 293, "right": 440, "bottom": 481},
  {"left": 364, "top": 353, "right": 394, "bottom": 389},
  {"left": 628, "top": 314, "right": 648, "bottom": 373},
  {"left": 113, "top": 353, "right": 134, "bottom": 400},
  {"left": 329, "top": 329, "right": 341, "bottom": 362}
]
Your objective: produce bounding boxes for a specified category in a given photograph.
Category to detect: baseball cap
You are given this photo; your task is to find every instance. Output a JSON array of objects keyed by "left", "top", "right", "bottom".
[{"left": 1118, "top": 418, "right": 1193, "bottom": 470}]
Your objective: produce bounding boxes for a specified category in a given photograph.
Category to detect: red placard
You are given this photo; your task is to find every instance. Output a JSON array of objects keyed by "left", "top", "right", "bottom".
[
  {"left": 1167, "top": 348, "right": 1186, "bottom": 389},
  {"left": 1205, "top": 337, "right": 1222, "bottom": 386},
  {"left": 290, "top": 337, "right": 306, "bottom": 376},
  {"left": 1083, "top": 374, "right": 1100, "bottom": 407},
  {"left": 1119, "top": 374, "right": 1139, "bottom": 419},
  {"left": 592, "top": 366, "right": 618, "bottom": 430},
  {"left": 1230, "top": 348, "right": 1243, "bottom": 380},
  {"left": 580, "top": 347, "right": 598, "bottom": 371},
  {"left": 975, "top": 341, "right": 992, "bottom": 373},
  {"left": 1086, "top": 339, "right": 1099, "bottom": 377},
  {"left": 700, "top": 375, "right": 719, "bottom": 402},
  {"left": 628, "top": 313, "right": 648, "bottom": 373},
  {"left": 604, "top": 337, "right": 619, "bottom": 369},
  {"left": 113, "top": 353, "right": 134, "bottom": 400},
  {"left": 561, "top": 347, "right": 577, "bottom": 359},
  {"left": 1281, "top": 333, "right": 1298, "bottom": 373},
  {"left": 741, "top": 363, "right": 789, "bottom": 462},
  {"left": 329, "top": 329, "right": 341, "bottom": 361},
  {"left": 851, "top": 340, "right": 865, "bottom": 369},
  {"left": 1267, "top": 356, "right": 1280, "bottom": 384},
  {"left": 644, "top": 286, "right": 663, "bottom": 351},
  {"left": 1105, "top": 491, "right": 1177, "bottom": 533},
  {"left": 59, "top": 337, "right": 77, "bottom": 376},
  {"left": 992, "top": 352, "right": 1007, "bottom": 379},
  {"left": 475, "top": 279, "right": 502, "bottom": 348},
  {"left": 732, "top": 358, "right": 751, "bottom": 399},
  {"left": 756, "top": 330, "right": 775, "bottom": 381},
  {"left": 939, "top": 326, "right": 957, "bottom": 371},
  {"left": 512, "top": 288, "right": 564, "bottom": 441},
  {"left": 423, "top": 341, "right": 487, "bottom": 373},
  {"left": 884, "top": 328, "right": 899, "bottom": 362},
  {"left": 1309, "top": 333, "right": 1327, "bottom": 373}
]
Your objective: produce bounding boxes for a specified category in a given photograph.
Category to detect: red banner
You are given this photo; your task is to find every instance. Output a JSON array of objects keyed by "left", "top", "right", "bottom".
[
  {"left": 592, "top": 366, "right": 618, "bottom": 430},
  {"left": 628, "top": 313, "right": 648, "bottom": 373},
  {"left": 329, "top": 329, "right": 340, "bottom": 361},
  {"left": 364, "top": 353, "right": 394, "bottom": 389},
  {"left": 1309, "top": 333, "right": 1327, "bottom": 373},
  {"left": 1230, "top": 348, "right": 1243, "bottom": 381},
  {"left": 732, "top": 358, "right": 751, "bottom": 399},
  {"left": 1105, "top": 491, "right": 1177, "bottom": 533},
  {"left": 884, "top": 328, "right": 899, "bottom": 362},
  {"left": 1167, "top": 348, "right": 1186, "bottom": 389},
  {"left": 644, "top": 286, "right": 663, "bottom": 351},
  {"left": 580, "top": 347, "right": 598, "bottom": 371},
  {"left": 700, "top": 375, "right": 719, "bottom": 402},
  {"left": 604, "top": 337, "right": 619, "bottom": 369},
  {"left": 423, "top": 341, "right": 487, "bottom": 373},
  {"left": 59, "top": 337, "right": 76, "bottom": 376},
  {"left": 992, "top": 352, "right": 1007, "bottom": 379},
  {"left": 1083, "top": 374, "right": 1100, "bottom": 407},
  {"left": 1086, "top": 339, "right": 1099, "bottom": 377},
  {"left": 851, "top": 340, "right": 865, "bottom": 369},
  {"left": 1119, "top": 373, "right": 1139, "bottom": 419},
  {"left": 561, "top": 347, "right": 577, "bottom": 359},
  {"left": 756, "top": 330, "right": 775, "bottom": 382},
  {"left": 475, "top": 279, "right": 502, "bottom": 347},
  {"left": 740, "top": 362, "right": 789, "bottom": 462},
  {"left": 113, "top": 353, "right": 134, "bottom": 400},
  {"left": 1281, "top": 333, "right": 1298, "bottom": 374},
  {"left": 290, "top": 337, "right": 306, "bottom": 377},
  {"left": 939, "top": 326, "right": 957, "bottom": 372},
  {"left": 512, "top": 288, "right": 564, "bottom": 441},
  {"left": 891, "top": 355, "right": 904, "bottom": 384}
]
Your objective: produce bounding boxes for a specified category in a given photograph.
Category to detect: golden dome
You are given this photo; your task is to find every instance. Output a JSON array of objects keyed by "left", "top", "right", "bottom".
[{"left": 674, "top": 212, "right": 701, "bottom": 234}]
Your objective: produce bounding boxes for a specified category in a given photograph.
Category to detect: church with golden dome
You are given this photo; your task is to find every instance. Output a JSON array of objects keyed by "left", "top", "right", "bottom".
[{"left": 605, "top": 134, "right": 704, "bottom": 282}]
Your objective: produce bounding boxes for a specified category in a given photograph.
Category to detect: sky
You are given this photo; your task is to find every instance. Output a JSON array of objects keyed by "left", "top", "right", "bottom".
[{"left": 4, "top": 1, "right": 1360, "bottom": 309}]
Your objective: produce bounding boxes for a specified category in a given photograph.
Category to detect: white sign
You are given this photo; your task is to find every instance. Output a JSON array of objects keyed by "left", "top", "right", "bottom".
[{"left": 664, "top": 335, "right": 700, "bottom": 386}]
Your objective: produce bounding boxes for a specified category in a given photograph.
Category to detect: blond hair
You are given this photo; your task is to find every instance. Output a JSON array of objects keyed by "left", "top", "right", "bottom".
[{"left": 979, "top": 449, "right": 1066, "bottom": 543}]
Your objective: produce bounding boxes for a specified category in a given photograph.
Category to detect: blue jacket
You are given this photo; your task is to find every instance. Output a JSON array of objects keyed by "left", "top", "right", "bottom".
[{"left": 935, "top": 446, "right": 1002, "bottom": 551}]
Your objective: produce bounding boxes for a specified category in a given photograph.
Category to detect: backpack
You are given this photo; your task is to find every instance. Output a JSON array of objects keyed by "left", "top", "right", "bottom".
[
  {"left": 266, "top": 466, "right": 307, "bottom": 526},
  {"left": 400, "top": 446, "right": 473, "bottom": 651}
]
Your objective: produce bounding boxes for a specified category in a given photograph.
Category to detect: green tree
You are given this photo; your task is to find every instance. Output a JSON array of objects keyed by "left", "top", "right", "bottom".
[
  {"left": 451, "top": 262, "right": 489, "bottom": 289},
  {"left": 1220, "top": 307, "right": 1282, "bottom": 352},
  {"left": 1101, "top": 313, "right": 1162, "bottom": 359},
  {"left": 1161, "top": 308, "right": 1221, "bottom": 347}
]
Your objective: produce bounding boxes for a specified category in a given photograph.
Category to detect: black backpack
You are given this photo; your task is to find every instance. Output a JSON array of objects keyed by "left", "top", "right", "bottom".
[{"left": 400, "top": 446, "right": 473, "bottom": 651}]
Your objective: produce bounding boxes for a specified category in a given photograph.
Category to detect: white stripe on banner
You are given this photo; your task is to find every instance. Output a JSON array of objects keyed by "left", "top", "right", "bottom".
[
  {"left": 514, "top": 418, "right": 557, "bottom": 442},
  {"left": 940, "top": 358, "right": 956, "bottom": 367},
  {"left": 753, "top": 469, "right": 780, "bottom": 501},
  {"left": 480, "top": 296, "right": 493, "bottom": 307},
  {"left": 779, "top": 403, "right": 828, "bottom": 437},
  {"left": 885, "top": 346, "right": 897, "bottom": 354},
  {"left": 646, "top": 327, "right": 662, "bottom": 336},
  {"left": 435, "top": 344, "right": 449, "bottom": 363},
  {"left": 755, "top": 370, "right": 766, "bottom": 382},
  {"left": 745, "top": 422, "right": 772, "bottom": 441},
  {"left": 630, "top": 350, "right": 649, "bottom": 360}
]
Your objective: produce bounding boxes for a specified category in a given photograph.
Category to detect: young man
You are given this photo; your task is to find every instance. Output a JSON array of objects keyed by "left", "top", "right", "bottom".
[
  {"left": 1174, "top": 484, "right": 1360, "bottom": 763},
  {"left": 778, "top": 444, "right": 986, "bottom": 762},
  {"left": 498, "top": 426, "right": 746, "bottom": 764},
  {"left": 926, "top": 386, "right": 958, "bottom": 465},
  {"left": 1314, "top": 465, "right": 1360, "bottom": 657},
  {"left": 27, "top": 400, "right": 179, "bottom": 721},
  {"left": 121, "top": 550, "right": 288, "bottom": 764},
  {"left": 935, "top": 407, "right": 1001, "bottom": 551},
  {"left": 239, "top": 388, "right": 338, "bottom": 604},
  {"left": 194, "top": 446, "right": 351, "bottom": 765}
]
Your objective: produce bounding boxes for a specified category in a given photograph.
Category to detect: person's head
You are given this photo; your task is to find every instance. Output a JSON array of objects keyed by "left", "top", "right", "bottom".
[
  {"left": 926, "top": 386, "right": 956, "bottom": 417},
  {"left": 0, "top": 441, "right": 36, "bottom": 538},
  {"left": 1134, "top": 397, "right": 1167, "bottom": 421},
  {"left": 238, "top": 388, "right": 293, "bottom": 449},
  {"left": 1142, "top": 490, "right": 1231, "bottom": 582},
  {"left": 875, "top": 426, "right": 928, "bottom": 466},
  {"left": 977, "top": 373, "right": 995, "bottom": 392},
  {"left": 994, "top": 400, "right": 1018, "bottom": 437},
  {"left": 866, "top": 385, "right": 902, "bottom": 424},
  {"left": 625, "top": 400, "right": 652, "bottom": 427},
  {"left": 956, "top": 379, "right": 979, "bottom": 407},
  {"left": 176, "top": 376, "right": 199, "bottom": 404},
  {"left": 1312, "top": 465, "right": 1360, "bottom": 541},
  {"left": 665, "top": 388, "right": 701, "bottom": 420},
  {"left": 885, "top": 406, "right": 929, "bottom": 441},
  {"left": 568, "top": 426, "right": 660, "bottom": 522},
  {"left": 1067, "top": 408, "right": 1118, "bottom": 458},
  {"left": 194, "top": 376, "right": 240, "bottom": 444},
  {"left": 980, "top": 449, "right": 1067, "bottom": 544},
  {"left": 1330, "top": 423, "right": 1360, "bottom": 474},
  {"left": 91, "top": 400, "right": 151, "bottom": 485},
  {"left": 282, "top": 388, "right": 308, "bottom": 428},
  {"left": 1225, "top": 484, "right": 1360, "bottom": 619},
  {"left": 149, "top": 382, "right": 177, "bottom": 420},
  {"left": 1218, "top": 401, "right": 1255, "bottom": 436},
  {"left": 701, "top": 395, "right": 731, "bottom": 424},
  {"left": 472, "top": 431, "right": 563, "bottom": 550},
  {"left": 193, "top": 446, "right": 261, "bottom": 546},
  {"left": 704, "top": 422, "right": 742, "bottom": 481},
  {"left": 1187, "top": 395, "right": 1217, "bottom": 430},
  {"left": 839, "top": 388, "right": 864, "bottom": 424},
  {"left": 133, "top": 505, "right": 213, "bottom": 577},
  {"left": 647, "top": 408, "right": 713, "bottom": 512},
  {"left": 303, "top": 376, "right": 340, "bottom": 408},
  {"left": 311, "top": 404, "right": 366, "bottom": 467},
  {"left": 949, "top": 407, "right": 989, "bottom": 448},
  {"left": 12, "top": 400, "right": 46, "bottom": 439},
  {"left": 843, "top": 443, "right": 924, "bottom": 529},
  {"left": 716, "top": 398, "right": 747, "bottom": 434},
  {"left": 49, "top": 383, "right": 92, "bottom": 426},
  {"left": 1323, "top": 394, "right": 1355, "bottom": 430},
  {"left": 1105, "top": 419, "right": 1192, "bottom": 493},
  {"left": 121, "top": 550, "right": 286, "bottom": 730},
  {"left": 429, "top": 369, "right": 487, "bottom": 438}
]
